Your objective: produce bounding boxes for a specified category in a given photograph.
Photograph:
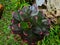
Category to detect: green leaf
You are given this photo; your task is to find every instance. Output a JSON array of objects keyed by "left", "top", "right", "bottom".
[{"left": 20, "top": 22, "right": 29, "bottom": 29}]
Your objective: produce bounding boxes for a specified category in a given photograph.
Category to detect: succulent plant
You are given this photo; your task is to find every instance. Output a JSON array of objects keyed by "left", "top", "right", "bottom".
[{"left": 10, "top": 5, "right": 50, "bottom": 45}]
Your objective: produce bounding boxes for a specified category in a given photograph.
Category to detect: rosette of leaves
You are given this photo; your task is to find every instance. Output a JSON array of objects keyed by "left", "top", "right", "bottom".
[{"left": 10, "top": 6, "right": 50, "bottom": 45}]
